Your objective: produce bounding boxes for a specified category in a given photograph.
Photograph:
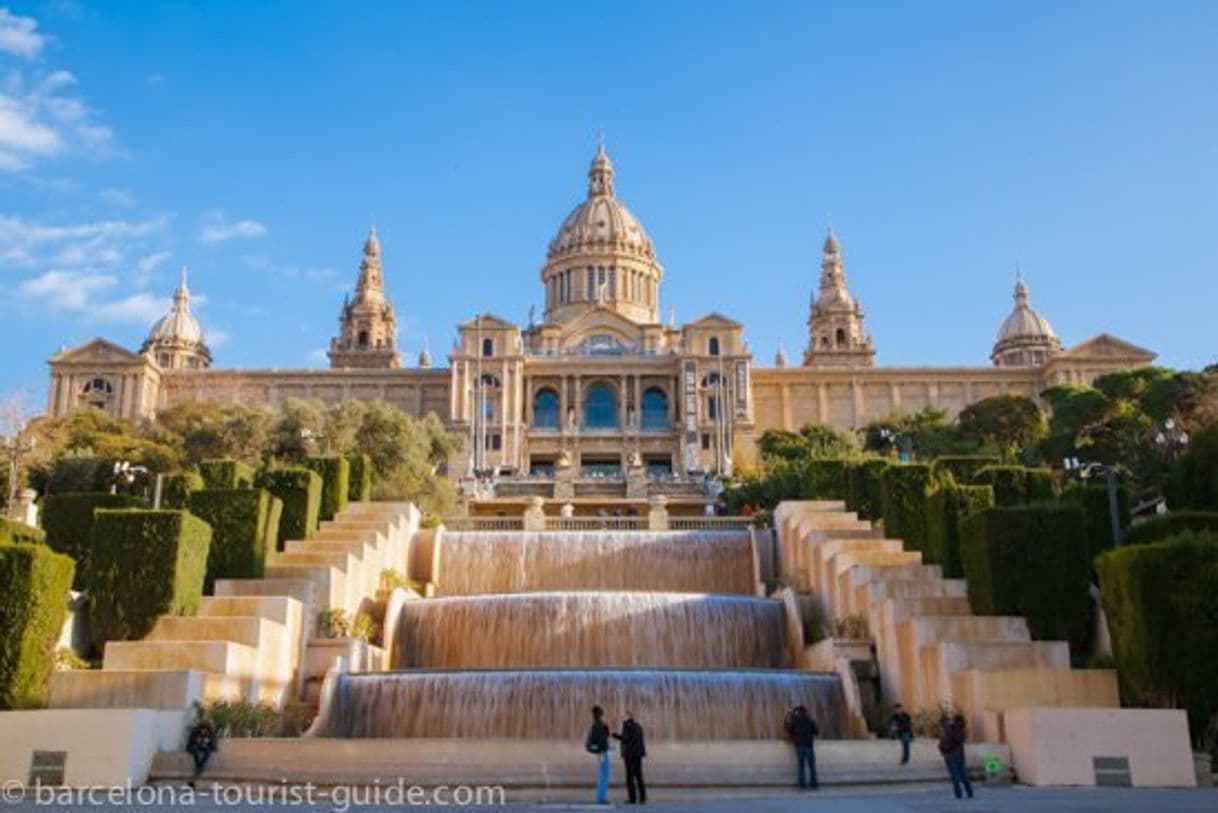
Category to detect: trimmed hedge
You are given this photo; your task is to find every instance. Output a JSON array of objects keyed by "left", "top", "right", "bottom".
[
  {"left": 188, "top": 489, "right": 282, "bottom": 591},
  {"left": 303, "top": 456, "right": 350, "bottom": 521},
  {"left": 1123, "top": 511, "right": 1218, "bottom": 548},
  {"left": 161, "top": 470, "right": 204, "bottom": 509},
  {"left": 1061, "top": 481, "right": 1131, "bottom": 563},
  {"left": 40, "top": 493, "right": 149, "bottom": 589},
  {"left": 960, "top": 505, "right": 1092, "bottom": 651},
  {"left": 926, "top": 483, "right": 995, "bottom": 578},
  {"left": 972, "top": 465, "right": 1055, "bottom": 507},
  {"left": 932, "top": 455, "right": 1000, "bottom": 485},
  {"left": 0, "top": 543, "right": 75, "bottom": 708},
  {"left": 856, "top": 458, "right": 890, "bottom": 520},
  {"left": 346, "top": 454, "right": 372, "bottom": 503},
  {"left": 803, "top": 459, "right": 848, "bottom": 501},
  {"left": 1097, "top": 533, "right": 1218, "bottom": 738},
  {"left": 46, "top": 457, "right": 113, "bottom": 494},
  {"left": 0, "top": 517, "right": 46, "bottom": 546},
  {"left": 881, "top": 464, "right": 935, "bottom": 551},
  {"left": 199, "top": 459, "right": 254, "bottom": 490},
  {"left": 87, "top": 509, "right": 211, "bottom": 650},
  {"left": 254, "top": 467, "right": 321, "bottom": 548}
]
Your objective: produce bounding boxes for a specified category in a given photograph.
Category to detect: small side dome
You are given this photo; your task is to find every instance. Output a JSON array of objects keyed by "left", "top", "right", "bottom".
[
  {"left": 992, "top": 275, "right": 1060, "bottom": 367},
  {"left": 141, "top": 267, "right": 212, "bottom": 369}
]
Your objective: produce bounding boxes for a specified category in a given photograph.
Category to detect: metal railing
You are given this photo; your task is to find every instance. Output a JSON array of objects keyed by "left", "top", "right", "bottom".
[
  {"left": 544, "top": 516, "right": 648, "bottom": 531},
  {"left": 669, "top": 516, "right": 753, "bottom": 531},
  {"left": 442, "top": 516, "right": 524, "bottom": 531}
]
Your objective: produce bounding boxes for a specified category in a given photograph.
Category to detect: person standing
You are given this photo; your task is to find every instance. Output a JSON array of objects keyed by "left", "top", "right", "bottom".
[
  {"left": 585, "top": 705, "right": 612, "bottom": 805},
  {"left": 938, "top": 713, "right": 974, "bottom": 799},
  {"left": 889, "top": 703, "right": 913, "bottom": 765},
  {"left": 612, "top": 711, "right": 647, "bottom": 804},
  {"left": 784, "top": 704, "right": 819, "bottom": 790}
]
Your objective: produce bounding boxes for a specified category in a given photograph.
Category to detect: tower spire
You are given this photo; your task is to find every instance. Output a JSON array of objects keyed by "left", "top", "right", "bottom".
[
  {"left": 175, "top": 266, "right": 190, "bottom": 304},
  {"left": 588, "top": 136, "right": 615, "bottom": 198},
  {"left": 803, "top": 228, "right": 875, "bottom": 368}
]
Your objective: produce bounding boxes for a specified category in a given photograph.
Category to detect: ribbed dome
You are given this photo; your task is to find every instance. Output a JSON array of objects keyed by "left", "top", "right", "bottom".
[
  {"left": 146, "top": 268, "right": 204, "bottom": 345},
  {"left": 996, "top": 279, "right": 1058, "bottom": 344},
  {"left": 546, "top": 143, "right": 656, "bottom": 262}
]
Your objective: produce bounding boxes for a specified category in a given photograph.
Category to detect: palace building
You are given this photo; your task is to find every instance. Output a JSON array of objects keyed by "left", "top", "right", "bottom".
[{"left": 45, "top": 143, "right": 1155, "bottom": 484}]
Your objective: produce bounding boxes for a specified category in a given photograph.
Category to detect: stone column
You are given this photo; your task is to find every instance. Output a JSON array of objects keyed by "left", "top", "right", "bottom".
[
  {"left": 523, "top": 496, "right": 546, "bottom": 531},
  {"left": 647, "top": 495, "right": 669, "bottom": 531}
]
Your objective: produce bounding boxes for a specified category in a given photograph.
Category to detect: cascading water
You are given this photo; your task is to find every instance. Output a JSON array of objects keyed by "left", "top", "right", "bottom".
[
  {"left": 325, "top": 669, "right": 846, "bottom": 741},
  {"left": 435, "top": 530, "right": 757, "bottom": 595},
  {"left": 393, "top": 591, "right": 789, "bottom": 669},
  {"left": 322, "top": 528, "right": 849, "bottom": 742}
]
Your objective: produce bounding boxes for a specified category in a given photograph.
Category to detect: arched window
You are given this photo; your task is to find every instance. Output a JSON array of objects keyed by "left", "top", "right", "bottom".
[
  {"left": 708, "top": 336, "right": 721, "bottom": 356},
  {"left": 81, "top": 377, "right": 114, "bottom": 409},
  {"left": 358, "top": 330, "right": 369, "bottom": 348},
  {"left": 480, "top": 373, "right": 501, "bottom": 388},
  {"left": 641, "top": 388, "right": 669, "bottom": 430},
  {"left": 533, "top": 388, "right": 559, "bottom": 429},
  {"left": 482, "top": 337, "right": 493, "bottom": 357},
  {"left": 583, "top": 383, "right": 618, "bottom": 429},
  {"left": 835, "top": 328, "right": 847, "bottom": 348}
]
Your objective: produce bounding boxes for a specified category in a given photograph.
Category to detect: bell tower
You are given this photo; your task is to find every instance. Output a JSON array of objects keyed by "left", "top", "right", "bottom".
[
  {"left": 803, "top": 229, "right": 875, "bottom": 368},
  {"left": 329, "top": 228, "right": 402, "bottom": 369}
]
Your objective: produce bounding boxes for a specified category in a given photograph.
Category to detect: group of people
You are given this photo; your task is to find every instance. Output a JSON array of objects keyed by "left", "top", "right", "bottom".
[
  {"left": 582, "top": 702, "right": 976, "bottom": 805},
  {"left": 585, "top": 706, "right": 648, "bottom": 805}
]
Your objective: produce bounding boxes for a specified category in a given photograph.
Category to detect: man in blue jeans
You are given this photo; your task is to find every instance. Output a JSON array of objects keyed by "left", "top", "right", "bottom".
[
  {"left": 785, "top": 705, "right": 820, "bottom": 790},
  {"left": 938, "top": 713, "right": 974, "bottom": 799},
  {"left": 585, "top": 705, "right": 611, "bottom": 804}
]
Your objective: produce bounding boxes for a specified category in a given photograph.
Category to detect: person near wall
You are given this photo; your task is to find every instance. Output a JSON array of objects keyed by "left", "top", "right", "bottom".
[
  {"left": 784, "top": 704, "right": 820, "bottom": 790},
  {"left": 585, "top": 705, "right": 612, "bottom": 804},
  {"left": 612, "top": 711, "right": 647, "bottom": 804}
]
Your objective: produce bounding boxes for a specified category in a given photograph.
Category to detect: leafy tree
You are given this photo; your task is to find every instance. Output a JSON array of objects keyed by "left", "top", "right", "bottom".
[
  {"left": 861, "top": 407, "right": 975, "bottom": 459},
  {"left": 757, "top": 424, "right": 854, "bottom": 462},
  {"left": 957, "top": 395, "right": 1047, "bottom": 461}
]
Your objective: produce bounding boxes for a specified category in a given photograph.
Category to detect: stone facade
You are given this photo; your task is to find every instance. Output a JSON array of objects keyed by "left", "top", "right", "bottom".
[{"left": 45, "top": 143, "right": 1155, "bottom": 472}]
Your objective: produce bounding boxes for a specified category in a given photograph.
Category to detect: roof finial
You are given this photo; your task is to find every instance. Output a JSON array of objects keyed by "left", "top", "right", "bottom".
[
  {"left": 175, "top": 266, "right": 190, "bottom": 304},
  {"left": 588, "top": 134, "right": 615, "bottom": 198},
  {"left": 1014, "top": 265, "right": 1029, "bottom": 306}
]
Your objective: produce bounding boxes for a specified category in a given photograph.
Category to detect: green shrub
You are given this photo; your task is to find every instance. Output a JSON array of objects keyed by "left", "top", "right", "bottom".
[
  {"left": 1123, "top": 511, "right": 1218, "bottom": 548},
  {"left": 303, "top": 456, "right": 350, "bottom": 521},
  {"left": 881, "top": 464, "right": 935, "bottom": 550},
  {"left": 926, "top": 483, "right": 995, "bottom": 577},
  {"left": 972, "top": 465, "right": 1055, "bottom": 507},
  {"left": 855, "top": 458, "right": 890, "bottom": 520},
  {"left": 0, "top": 544, "right": 75, "bottom": 708},
  {"left": 346, "top": 454, "right": 372, "bottom": 503},
  {"left": 1164, "top": 424, "right": 1218, "bottom": 512},
  {"left": 187, "top": 489, "right": 281, "bottom": 591},
  {"left": 1061, "top": 481, "right": 1132, "bottom": 562},
  {"left": 960, "top": 505, "right": 1092, "bottom": 651},
  {"left": 1097, "top": 533, "right": 1218, "bottom": 741},
  {"left": 0, "top": 518, "right": 46, "bottom": 546},
  {"left": 933, "top": 455, "right": 1000, "bottom": 485},
  {"left": 803, "top": 458, "right": 848, "bottom": 501},
  {"left": 40, "top": 493, "right": 149, "bottom": 589},
  {"left": 199, "top": 459, "right": 254, "bottom": 490},
  {"left": 161, "top": 470, "right": 204, "bottom": 509},
  {"left": 46, "top": 457, "right": 113, "bottom": 494},
  {"left": 254, "top": 467, "right": 321, "bottom": 548},
  {"left": 87, "top": 510, "right": 211, "bottom": 650}
]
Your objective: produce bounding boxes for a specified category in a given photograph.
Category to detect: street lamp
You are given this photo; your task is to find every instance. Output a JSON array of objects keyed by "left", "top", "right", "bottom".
[
  {"left": 111, "top": 460, "right": 149, "bottom": 495},
  {"left": 2, "top": 431, "right": 35, "bottom": 520},
  {"left": 1154, "top": 418, "right": 1189, "bottom": 459},
  {"left": 1063, "top": 457, "right": 1124, "bottom": 547},
  {"left": 879, "top": 428, "right": 913, "bottom": 462}
]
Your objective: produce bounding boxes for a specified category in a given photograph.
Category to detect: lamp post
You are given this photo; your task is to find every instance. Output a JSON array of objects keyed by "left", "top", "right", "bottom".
[
  {"left": 110, "top": 460, "right": 150, "bottom": 496},
  {"left": 1064, "top": 457, "right": 1124, "bottom": 547},
  {"left": 2, "top": 431, "right": 35, "bottom": 520}
]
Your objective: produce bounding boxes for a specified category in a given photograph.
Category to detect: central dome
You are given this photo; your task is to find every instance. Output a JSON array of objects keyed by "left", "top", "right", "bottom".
[
  {"left": 540, "top": 143, "right": 665, "bottom": 326},
  {"left": 547, "top": 144, "right": 656, "bottom": 262}
]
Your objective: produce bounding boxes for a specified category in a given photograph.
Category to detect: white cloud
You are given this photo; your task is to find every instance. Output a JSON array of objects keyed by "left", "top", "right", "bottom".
[
  {"left": 243, "top": 253, "right": 335, "bottom": 281},
  {"left": 0, "top": 8, "right": 46, "bottom": 59},
  {"left": 100, "top": 187, "right": 135, "bottom": 207},
  {"left": 16, "top": 268, "right": 167, "bottom": 325},
  {"left": 206, "top": 327, "right": 230, "bottom": 348},
  {"left": 0, "top": 96, "right": 64, "bottom": 155},
  {"left": 135, "top": 249, "right": 171, "bottom": 276},
  {"left": 0, "top": 214, "right": 167, "bottom": 250},
  {"left": 199, "top": 211, "right": 268, "bottom": 243}
]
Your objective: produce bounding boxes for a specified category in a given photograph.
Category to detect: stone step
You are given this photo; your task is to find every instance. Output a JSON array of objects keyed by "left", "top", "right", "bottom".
[
  {"left": 199, "top": 595, "right": 299, "bottom": 627},
  {"left": 48, "top": 669, "right": 239, "bottom": 710},
  {"left": 953, "top": 668, "right": 1121, "bottom": 742},
  {"left": 264, "top": 563, "right": 346, "bottom": 615},
  {"left": 103, "top": 639, "right": 257, "bottom": 679},
  {"left": 147, "top": 615, "right": 274, "bottom": 648},
  {"left": 213, "top": 578, "right": 316, "bottom": 608},
  {"left": 921, "top": 640, "right": 1072, "bottom": 709}
]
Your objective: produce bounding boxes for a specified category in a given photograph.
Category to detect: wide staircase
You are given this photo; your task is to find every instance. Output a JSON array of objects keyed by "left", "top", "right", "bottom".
[
  {"left": 775, "top": 501, "right": 1119, "bottom": 742},
  {"left": 48, "top": 502, "right": 418, "bottom": 716}
]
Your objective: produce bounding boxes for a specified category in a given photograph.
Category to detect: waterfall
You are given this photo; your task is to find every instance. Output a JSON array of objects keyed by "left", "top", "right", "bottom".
[
  {"left": 437, "top": 530, "right": 756, "bottom": 595},
  {"left": 327, "top": 669, "right": 846, "bottom": 741},
  {"left": 394, "top": 592, "right": 788, "bottom": 669}
]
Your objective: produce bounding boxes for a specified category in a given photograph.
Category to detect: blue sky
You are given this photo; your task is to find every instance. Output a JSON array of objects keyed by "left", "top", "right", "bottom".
[{"left": 1, "top": 0, "right": 1215, "bottom": 406}]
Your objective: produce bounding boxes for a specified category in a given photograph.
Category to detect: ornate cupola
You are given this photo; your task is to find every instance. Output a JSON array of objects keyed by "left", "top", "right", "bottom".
[
  {"left": 329, "top": 228, "right": 401, "bottom": 369},
  {"left": 539, "top": 140, "right": 664, "bottom": 325},
  {"left": 803, "top": 229, "right": 875, "bottom": 367},
  {"left": 992, "top": 274, "right": 1061, "bottom": 367},
  {"left": 141, "top": 267, "right": 212, "bottom": 370}
]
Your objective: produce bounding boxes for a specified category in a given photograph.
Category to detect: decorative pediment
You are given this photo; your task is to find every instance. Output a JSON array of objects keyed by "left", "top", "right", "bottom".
[
  {"left": 1058, "top": 333, "right": 1156, "bottom": 362},
  {"left": 558, "top": 306, "right": 645, "bottom": 352},
  {"left": 457, "top": 313, "right": 518, "bottom": 331},
  {"left": 48, "top": 337, "right": 146, "bottom": 366},
  {"left": 686, "top": 311, "right": 743, "bottom": 329}
]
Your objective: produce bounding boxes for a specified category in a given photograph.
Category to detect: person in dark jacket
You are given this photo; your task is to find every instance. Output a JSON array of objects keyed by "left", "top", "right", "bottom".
[
  {"left": 784, "top": 705, "right": 819, "bottom": 790},
  {"left": 889, "top": 703, "right": 913, "bottom": 765},
  {"left": 185, "top": 720, "right": 217, "bottom": 778},
  {"left": 938, "top": 713, "right": 974, "bottom": 799},
  {"left": 585, "top": 705, "right": 611, "bottom": 804},
  {"left": 612, "top": 711, "right": 647, "bottom": 804}
]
